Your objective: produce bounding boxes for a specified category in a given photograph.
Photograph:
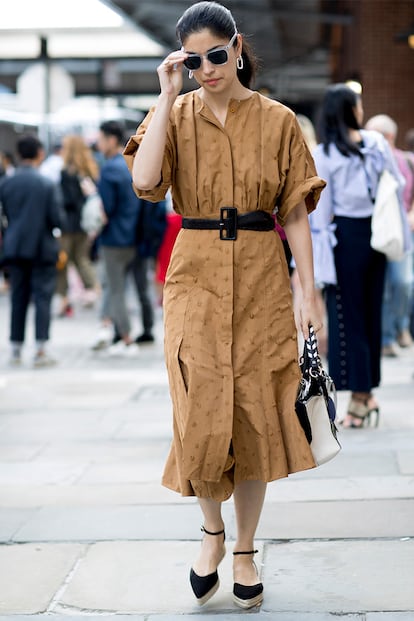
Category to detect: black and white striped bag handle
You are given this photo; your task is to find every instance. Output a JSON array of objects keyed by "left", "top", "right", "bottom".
[{"left": 304, "top": 325, "right": 320, "bottom": 373}]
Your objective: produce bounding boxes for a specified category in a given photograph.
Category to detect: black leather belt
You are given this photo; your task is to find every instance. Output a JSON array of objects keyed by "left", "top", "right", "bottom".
[{"left": 182, "top": 208, "right": 274, "bottom": 241}]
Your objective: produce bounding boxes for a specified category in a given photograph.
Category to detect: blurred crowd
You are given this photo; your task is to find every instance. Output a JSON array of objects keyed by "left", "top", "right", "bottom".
[
  {"left": 0, "top": 121, "right": 182, "bottom": 366},
  {"left": 0, "top": 87, "right": 414, "bottom": 410}
]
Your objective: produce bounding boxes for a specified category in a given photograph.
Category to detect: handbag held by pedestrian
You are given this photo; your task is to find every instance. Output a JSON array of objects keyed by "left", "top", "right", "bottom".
[
  {"left": 295, "top": 325, "right": 341, "bottom": 466},
  {"left": 370, "top": 169, "right": 404, "bottom": 261},
  {"left": 80, "top": 177, "right": 106, "bottom": 236}
]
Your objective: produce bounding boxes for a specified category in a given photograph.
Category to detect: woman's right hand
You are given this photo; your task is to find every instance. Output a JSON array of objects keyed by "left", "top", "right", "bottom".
[{"left": 157, "top": 51, "right": 189, "bottom": 99}]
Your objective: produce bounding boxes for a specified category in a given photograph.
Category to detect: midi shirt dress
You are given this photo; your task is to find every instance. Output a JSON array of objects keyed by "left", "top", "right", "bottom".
[{"left": 124, "top": 91, "right": 326, "bottom": 501}]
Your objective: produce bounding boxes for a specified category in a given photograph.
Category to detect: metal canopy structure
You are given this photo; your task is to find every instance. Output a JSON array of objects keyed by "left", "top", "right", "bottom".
[
  {"left": 0, "top": 0, "right": 165, "bottom": 148},
  {"left": 0, "top": 0, "right": 354, "bottom": 113},
  {"left": 111, "top": 0, "right": 354, "bottom": 105},
  {"left": 0, "top": 0, "right": 164, "bottom": 58},
  {"left": 0, "top": 0, "right": 166, "bottom": 107}
]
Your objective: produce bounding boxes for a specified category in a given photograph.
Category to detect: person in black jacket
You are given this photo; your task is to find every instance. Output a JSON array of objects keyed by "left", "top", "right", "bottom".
[
  {"left": 132, "top": 197, "right": 167, "bottom": 343},
  {"left": 0, "top": 135, "right": 63, "bottom": 366}
]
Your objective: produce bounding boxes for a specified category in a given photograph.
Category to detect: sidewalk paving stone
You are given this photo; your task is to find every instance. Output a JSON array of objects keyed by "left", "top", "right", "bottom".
[
  {"left": 10, "top": 505, "right": 232, "bottom": 543},
  {"left": 56, "top": 541, "right": 264, "bottom": 615},
  {"left": 0, "top": 615, "right": 412, "bottom": 620},
  {"left": 262, "top": 540, "right": 414, "bottom": 614},
  {"left": 396, "top": 451, "right": 414, "bottom": 474},
  {"left": 258, "top": 498, "right": 414, "bottom": 539},
  {"left": 0, "top": 543, "right": 85, "bottom": 614},
  {"left": 5, "top": 499, "right": 414, "bottom": 543},
  {"left": 0, "top": 483, "right": 189, "bottom": 508},
  {"left": 0, "top": 508, "right": 37, "bottom": 541},
  {"left": 0, "top": 618, "right": 147, "bottom": 621},
  {"left": 0, "top": 462, "right": 88, "bottom": 486}
]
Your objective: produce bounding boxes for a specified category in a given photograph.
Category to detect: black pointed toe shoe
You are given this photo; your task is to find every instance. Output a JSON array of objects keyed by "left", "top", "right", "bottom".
[
  {"left": 189, "top": 526, "right": 226, "bottom": 605},
  {"left": 233, "top": 550, "right": 264, "bottom": 609}
]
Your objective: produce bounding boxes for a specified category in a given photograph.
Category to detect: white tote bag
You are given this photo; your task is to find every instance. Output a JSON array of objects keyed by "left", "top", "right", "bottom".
[
  {"left": 295, "top": 326, "right": 341, "bottom": 466},
  {"left": 370, "top": 169, "right": 404, "bottom": 261},
  {"left": 80, "top": 193, "right": 105, "bottom": 236}
]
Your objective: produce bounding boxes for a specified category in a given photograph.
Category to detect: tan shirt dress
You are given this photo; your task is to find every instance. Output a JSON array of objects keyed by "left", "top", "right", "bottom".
[{"left": 124, "top": 90, "right": 326, "bottom": 501}]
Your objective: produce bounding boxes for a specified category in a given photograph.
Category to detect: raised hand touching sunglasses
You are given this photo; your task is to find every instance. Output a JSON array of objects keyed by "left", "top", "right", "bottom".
[{"left": 157, "top": 50, "right": 189, "bottom": 99}]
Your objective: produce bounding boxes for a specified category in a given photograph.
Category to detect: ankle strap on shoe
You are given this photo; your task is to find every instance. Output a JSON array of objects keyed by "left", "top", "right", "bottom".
[
  {"left": 233, "top": 549, "right": 258, "bottom": 555},
  {"left": 201, "top": 525, "right": 225, "bottom": 537}
]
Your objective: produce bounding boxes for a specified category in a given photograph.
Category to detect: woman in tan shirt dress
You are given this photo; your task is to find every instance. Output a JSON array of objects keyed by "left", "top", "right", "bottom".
[{"left": 124, "top": 1, "right": 325, "bottom": 610}]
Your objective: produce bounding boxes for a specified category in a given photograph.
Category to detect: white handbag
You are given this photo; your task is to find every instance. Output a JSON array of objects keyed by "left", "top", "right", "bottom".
[
  {"left": 295, "top": 326, "right": 341, "bottom": 466},
  {"left": 370, "top": 169, "right": 404, "bottom": 261},
  {"left": 80, "top": 193, "right": 105, "bottom": 236}
]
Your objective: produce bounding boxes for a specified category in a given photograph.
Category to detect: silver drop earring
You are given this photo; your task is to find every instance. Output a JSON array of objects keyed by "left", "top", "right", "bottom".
[
  {"left": 188, "top": 70, "right": 194, "bottom": 79},
  {"left": 236, "top": 56, "right": 244, "bottom": 70}
]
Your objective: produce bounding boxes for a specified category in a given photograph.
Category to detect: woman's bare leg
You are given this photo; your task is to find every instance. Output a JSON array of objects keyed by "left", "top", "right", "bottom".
[
  {"left": 192, "top": 497, "right": 226, "bottom": 576},
  {"left": 233, "top": 480, "right": 267, "bottom": 585}
]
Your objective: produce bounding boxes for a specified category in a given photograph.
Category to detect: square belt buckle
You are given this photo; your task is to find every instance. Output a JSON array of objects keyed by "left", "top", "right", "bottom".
[{"left": 219, "top": 207, "right": 237, "bottom": 241}]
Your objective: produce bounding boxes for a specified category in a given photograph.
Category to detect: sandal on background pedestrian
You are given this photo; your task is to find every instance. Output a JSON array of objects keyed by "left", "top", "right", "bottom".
[
  {"left": 190, "top": 526, "right": 226, "bottom": 605},
  {"left": 58, "top": 302, "right": 74, "bottom": 318},
  {"left": 382, "top": 343, "right": 398, "bottom": 358},
  {"left": 233, "top": 549, "right": 264, "bottom": 609},
  {"left": 397, "top": 329, "right": 413, "bottom": 348},
  {"left": 341, "top": 393, "right": 380, "bottom": 428}
]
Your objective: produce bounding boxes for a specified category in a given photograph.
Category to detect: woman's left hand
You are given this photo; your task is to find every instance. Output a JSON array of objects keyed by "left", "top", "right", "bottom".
[{"left": 299, "top": 292, "right": 324, "bottom": 339}]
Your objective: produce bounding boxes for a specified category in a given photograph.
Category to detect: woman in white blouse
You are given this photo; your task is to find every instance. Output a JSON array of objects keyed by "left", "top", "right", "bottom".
[{"left": 310, "top": 84, "right": 410, "bottom": 427}]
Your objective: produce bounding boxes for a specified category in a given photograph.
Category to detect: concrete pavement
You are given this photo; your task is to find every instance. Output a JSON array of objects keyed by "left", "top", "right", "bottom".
[{"left": 0, "top": 282, "right": 414, "bottom": 620}]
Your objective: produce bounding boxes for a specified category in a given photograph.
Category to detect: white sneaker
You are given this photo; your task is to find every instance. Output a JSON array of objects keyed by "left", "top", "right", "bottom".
[
  {"left": 82, "top": 289, "right": 98, "bottom": 308},
  {"left": 91, "top": 325, "right": 113, "bottom": 351},
  {"left": 9, "top": 354, "right": 22, "bottom": 367},
  {"left": 33, "top": 352, "right": 58, "bottom": 368},
  {"left": 106, "top": 341, "right": 139, "bottom": 357}
]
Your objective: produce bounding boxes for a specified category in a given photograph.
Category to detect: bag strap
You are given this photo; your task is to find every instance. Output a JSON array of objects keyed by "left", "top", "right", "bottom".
[
  {"left": 304, "top": 325, "right": 320, "bottom": 373},
  {"left": 304, "top": 325, "right": 335, "bottom": 413}
]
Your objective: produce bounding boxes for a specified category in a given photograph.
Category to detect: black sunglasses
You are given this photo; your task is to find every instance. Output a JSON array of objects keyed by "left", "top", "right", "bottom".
[{"left": 183, "top": 32, "right": 238, "bottom": 72}]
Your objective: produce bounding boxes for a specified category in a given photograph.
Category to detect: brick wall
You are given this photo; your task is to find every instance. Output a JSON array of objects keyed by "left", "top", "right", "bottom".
[{"left": 338, "top": 0, "right": 414, "bottom": 148}]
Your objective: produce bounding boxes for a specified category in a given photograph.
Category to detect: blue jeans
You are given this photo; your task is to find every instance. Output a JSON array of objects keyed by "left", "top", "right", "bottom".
[{"left": 382, "top": 252, "right": 414, "bottom": 346}]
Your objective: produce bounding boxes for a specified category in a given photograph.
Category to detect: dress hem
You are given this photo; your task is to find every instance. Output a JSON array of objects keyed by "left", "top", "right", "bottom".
[{"left": 161, "top": 463, "right": 316, "bottom": 500}]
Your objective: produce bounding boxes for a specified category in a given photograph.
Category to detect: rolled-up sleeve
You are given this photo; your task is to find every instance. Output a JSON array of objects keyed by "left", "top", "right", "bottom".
[
  {"left": 276, "top": 117, "right": 326, "bottom": 226},
  {"left": 123, "top": 107, "right": 174, "bottom": 203}
]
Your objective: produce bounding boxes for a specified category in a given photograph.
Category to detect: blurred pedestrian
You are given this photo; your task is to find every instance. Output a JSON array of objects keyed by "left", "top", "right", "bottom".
[
  {"left": 124, "top": 1, "right": 325, "bottom": 608},
  {"left": 297, "top": 114, "right": 317, "bottom": 151},
  {"left": 405, "top": 128, "right": 414, "bottom": 154},
  {"left": 311, "top": 84, "right": 410, "bottom": 428},
  {"left": 365, "top": 114, "right": 414, "bottom": 356},
  {"left": 0, "top": 151, "right": 15, "bottom": 292},
  {"left": 155, "top": 191, "right": 182, "bottom": 305},
  {"left": 57, "top": 135, "right": 99, "bottom": 317},
  {"left": 39, "top": 143, "right": 63, "bottom": 184},
  {"left": 96, "top": 120, "right": 141, "bottom": 355},
  {"left": 0, "top": 135, "right": 63, "bottom": 367},
  {"left": 0, "top": 151, "right": 16, "bottom": 178},
  {"left": 404, "top": 128, "right": 414, "bottom": 338},
  {"left": 292, "top": 114, "right": 328, "bottom": 354},
  {"left": 133, "top": 196, "right": 167, "bottom": 343}
]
